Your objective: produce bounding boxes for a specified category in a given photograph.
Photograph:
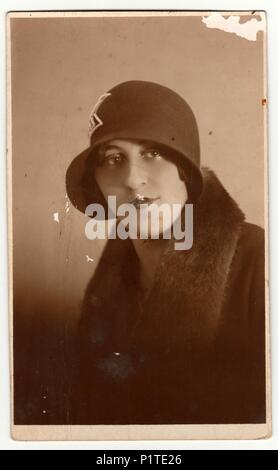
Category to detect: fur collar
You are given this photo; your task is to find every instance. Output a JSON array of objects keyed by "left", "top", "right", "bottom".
[{"left": 82, "top": 168, "right": 245, "bottom": 352}]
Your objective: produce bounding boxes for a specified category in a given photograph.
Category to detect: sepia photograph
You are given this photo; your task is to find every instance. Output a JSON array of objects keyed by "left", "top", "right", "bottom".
[{"left": 7, "top": 11, "right": 270, "bottom": 440}]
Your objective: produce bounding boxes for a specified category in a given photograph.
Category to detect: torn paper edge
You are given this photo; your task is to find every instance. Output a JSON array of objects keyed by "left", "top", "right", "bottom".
[{"left": 202, "top": 12, "right": 266, "bottom": 41}]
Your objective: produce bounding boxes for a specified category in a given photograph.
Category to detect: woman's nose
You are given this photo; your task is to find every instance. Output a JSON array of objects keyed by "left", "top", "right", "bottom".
[{"left": 123, "top": 163, "right": 147, "bottom": 191}]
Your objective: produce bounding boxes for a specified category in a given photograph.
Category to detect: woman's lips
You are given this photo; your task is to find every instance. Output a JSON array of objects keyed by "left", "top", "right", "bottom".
[{"left": 129, "top": 195, "right": 160, "bottom": 208}]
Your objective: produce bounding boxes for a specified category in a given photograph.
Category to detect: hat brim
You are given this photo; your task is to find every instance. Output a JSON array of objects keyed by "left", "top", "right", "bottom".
[{"left": 66, "top": 147, "right": 92, "bottom": 214}]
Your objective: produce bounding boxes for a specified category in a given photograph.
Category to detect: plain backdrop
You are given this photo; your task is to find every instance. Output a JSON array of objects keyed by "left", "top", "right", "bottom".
[{"left": 10, "top": 13, "right": 266, "bottom": 325}]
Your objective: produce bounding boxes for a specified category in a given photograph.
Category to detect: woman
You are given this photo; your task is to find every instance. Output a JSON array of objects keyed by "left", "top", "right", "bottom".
[{"left": 66, "top": 80, "right": 266, "bottom": 424}]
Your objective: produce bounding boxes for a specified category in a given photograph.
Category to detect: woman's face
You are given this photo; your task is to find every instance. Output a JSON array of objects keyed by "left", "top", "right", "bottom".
[{"left": 93, "top": 139, "right": 188, "bottom": 236}]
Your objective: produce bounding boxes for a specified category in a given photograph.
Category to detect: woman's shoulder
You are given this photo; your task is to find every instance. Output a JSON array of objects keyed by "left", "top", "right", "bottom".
[
  {"left": 241, "top": 221, "right": 264, "bottom": 239},
  {"left": 238, "top": 221, "right": 265, "bottom": 256},
  {"left": 227, "top": 221, "right": 265, "bottom": 302}
]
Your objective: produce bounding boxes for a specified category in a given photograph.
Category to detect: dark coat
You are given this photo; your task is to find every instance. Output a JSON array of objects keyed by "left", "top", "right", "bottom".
[{"left": 70, "top": 168, "right": 266, "bottom": 425}]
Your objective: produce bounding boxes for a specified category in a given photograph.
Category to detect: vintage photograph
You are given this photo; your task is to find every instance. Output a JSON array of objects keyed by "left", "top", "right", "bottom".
[{"left": 8, "top": 11, "right": 270, "bottom": 440}]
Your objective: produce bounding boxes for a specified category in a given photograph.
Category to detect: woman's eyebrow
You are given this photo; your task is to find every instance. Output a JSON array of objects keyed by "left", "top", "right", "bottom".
[{"left": 101, "top": 144, "right": 121, "bottom": 152}]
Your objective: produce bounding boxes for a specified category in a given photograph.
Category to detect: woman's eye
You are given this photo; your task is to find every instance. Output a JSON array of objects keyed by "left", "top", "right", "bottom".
[
  {"left": 142, "top": 149, "right": 163, "bottom": 160},
  {"left": 104, "top": 153, "right": 124, "bottom": 166}
]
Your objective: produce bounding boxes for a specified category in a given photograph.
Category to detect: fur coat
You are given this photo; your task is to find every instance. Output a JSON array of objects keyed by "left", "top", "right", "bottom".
[{"left": 70, "top": 168, "right": 266, "bottom": 425}]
